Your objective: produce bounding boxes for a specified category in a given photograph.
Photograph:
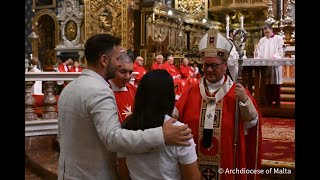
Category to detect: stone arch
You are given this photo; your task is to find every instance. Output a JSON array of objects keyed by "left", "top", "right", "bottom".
[
  {"left": 32, "top": 9, "right": 60, "bottom": 70},
  {"left": 32, "top": 9, "right": 59, "bottom": 47}
]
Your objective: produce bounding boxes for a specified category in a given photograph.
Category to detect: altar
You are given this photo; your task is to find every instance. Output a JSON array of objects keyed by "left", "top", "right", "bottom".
[{"left": 227, "top": 58, "right": 295, "bottom": 107}]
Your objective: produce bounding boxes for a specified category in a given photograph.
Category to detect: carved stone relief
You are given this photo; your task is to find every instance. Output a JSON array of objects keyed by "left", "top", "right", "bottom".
[
  {"left": 55, "top": 0, "right": 85, "bottom": 63},
  {"left": 56, "top": 0, "right": 84, "bottom": 48}
]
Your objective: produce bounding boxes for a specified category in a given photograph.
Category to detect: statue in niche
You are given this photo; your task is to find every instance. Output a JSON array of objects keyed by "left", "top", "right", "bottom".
[
  {"left": 98, "top": 9, "right": 113, "bottom": 33},
  {"left": 65, "top": 20, "right": 77, "bottom": 41}
]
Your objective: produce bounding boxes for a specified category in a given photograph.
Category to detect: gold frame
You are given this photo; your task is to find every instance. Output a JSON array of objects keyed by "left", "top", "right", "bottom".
[
  {"left": 33, "top": 0, "right": 56, "bottom": 10},
  {"left": 31, "top": 9, "right": 59, "bottom": 60}
]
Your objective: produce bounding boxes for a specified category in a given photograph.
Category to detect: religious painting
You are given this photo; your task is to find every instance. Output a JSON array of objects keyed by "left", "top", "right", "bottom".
[
  {"left": 65, "top": 20, "right": 77, "bottom": 41},
  {"left": 33, "top": 0, "right": 56, "bottom": 9}
]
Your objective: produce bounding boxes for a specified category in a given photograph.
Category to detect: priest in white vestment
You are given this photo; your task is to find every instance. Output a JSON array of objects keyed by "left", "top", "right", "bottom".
[
  {"left": 255, "top": 23, "right": 284, "bottom": 106},
  {"left": 29, "top": 58, "right": 43, "bottom": 95}
]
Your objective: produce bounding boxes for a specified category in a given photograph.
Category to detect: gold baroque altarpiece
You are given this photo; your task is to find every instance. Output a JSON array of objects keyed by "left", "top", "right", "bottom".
[{"left": 83, "top": 0, "right": 134, "bottom": 49}]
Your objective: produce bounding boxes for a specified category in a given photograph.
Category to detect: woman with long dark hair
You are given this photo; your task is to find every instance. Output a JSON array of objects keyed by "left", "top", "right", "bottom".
[{"left": 118, "top": 69, "right": 200, "bottom": 180}]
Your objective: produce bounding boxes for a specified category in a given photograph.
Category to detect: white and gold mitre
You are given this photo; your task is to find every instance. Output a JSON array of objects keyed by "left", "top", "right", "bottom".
[{"left": 198, "top": 27, "right": 233, "bottom": 62}]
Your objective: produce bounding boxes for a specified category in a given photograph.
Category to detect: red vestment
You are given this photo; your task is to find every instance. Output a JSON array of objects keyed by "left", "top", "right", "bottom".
[
  {"left": 151, "top": 62, "right": 164, "bottom": 70},
  {"left": 112, "top": 83, "right": 137, "bottom": 124},
  {"left": 58, "top": 63, "right": 70, "bottom": 72},
  {"left": 179, "top": 64, "right": 193, "bottom": 80},
  {"left": 163, "top": 62, "right": 180, "bottom": 77},
  {"left": 162, "top": 62, "right": 187, "bottom": 98},
  {"left": 179, "top": 64, "right": 199, "bottom": 90},
  {"left": 175, "top": 75, "right": 262, "bottom": 180},
  {"left": 163, "top": 62, "right": 187, "bottom": 97},
  {"left": 69, "top": 67, "right": 83, "bottom": 72},
  {"left": 133, "top": 61, "right": 147, "bottom": 86}
]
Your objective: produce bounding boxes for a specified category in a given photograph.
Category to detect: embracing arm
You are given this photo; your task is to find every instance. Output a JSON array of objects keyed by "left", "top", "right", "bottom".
[{"left": 89, "top": 87, "right": 191, "bottom": 153}]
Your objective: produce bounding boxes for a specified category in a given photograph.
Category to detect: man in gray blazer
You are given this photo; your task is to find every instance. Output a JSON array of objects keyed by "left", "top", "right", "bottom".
[{"left": 57, "top": 34, "right": 193, "bottom": 180}]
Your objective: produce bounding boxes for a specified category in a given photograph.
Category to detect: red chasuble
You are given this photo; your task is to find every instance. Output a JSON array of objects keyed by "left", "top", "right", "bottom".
[
  {"left": 163, "top": 62, "right": 187, "bottom": 97},
  {"left": 179, "top": 64, "right": 193, "bottom": 80},
  {"left": 179, "top": 64, "right": 199, "bottom": 90},
  {"left": 175, "top": 75, "right": 262, "bottom": 180},
  {"left": 133, "top": 61, "right": 147, "bottom": 86},
  {"left": 58, "top": 63, "right": 70, "bottom": 72},
  {"left": 151, "top": 62, "right": 164, "bottom": 70},
  {"left": 69, "top": 67, "right": 83, "bottom": 72},
  {"left": 113, "top": 83, "right": 137, "bottom": 124},
  {"left": 163, "top": 62, "right": 180, "bottom": 77}
]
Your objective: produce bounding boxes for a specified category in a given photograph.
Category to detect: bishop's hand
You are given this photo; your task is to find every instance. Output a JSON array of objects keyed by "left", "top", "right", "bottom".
[{"left": 235, "top": 83, "right": 248, "bottom": 103}]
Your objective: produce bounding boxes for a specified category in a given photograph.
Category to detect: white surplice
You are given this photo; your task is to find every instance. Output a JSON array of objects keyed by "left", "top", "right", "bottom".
[
  {"left": 255, "top": 34, "right": 284, "bottom": 85},
  {"left": 29, "top": 65, "right": 43, "bottom": 95}
]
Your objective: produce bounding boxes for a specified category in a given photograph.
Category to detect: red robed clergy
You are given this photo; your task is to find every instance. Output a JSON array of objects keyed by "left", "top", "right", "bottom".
[
  {"left": 175, "top": 77, "right": 262, "bottom": 180},
  {"left": 109, "top": 52, "right": 137, "bottom": 124},
  {"left": 151, "top": 54, "right": 165, "bottom": 70},
  {"left": 174, "top": 27, "right": 262, "bottom": 180},
  {"left": 111, "top": 82, "right": 137, "bottom": 124},
  {"left": 69, "top": 66, "right": 83, "bottom": 72},
  {"left": 179, "top": 58, "right": 199, "bottom": 89},
  {"left": 133, "top": 57, "right": 147, "bottom": 86},
  {"left": 58, "top": 63, "right": 70, "bottom": 72},
  {"left": 162, "top": 57, "right": 187, "bottom": 99},
  {"left": 179, "top": 63, "right": 194, "bottom": 80}
]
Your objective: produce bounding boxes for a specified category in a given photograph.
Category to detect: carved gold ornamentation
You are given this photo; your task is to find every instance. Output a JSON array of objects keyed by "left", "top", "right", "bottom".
[
  {"left": 175, "top": 0, "right": 207, "bottom": 18},
  {"left": 121, "top": 0, "right": 128, "bottom": 49},
  {"left": 84, "top": 0, "right": 131, "bottom": 49},
  {"left": 127, "top": 0, "right": 136, "bottom": 49}
]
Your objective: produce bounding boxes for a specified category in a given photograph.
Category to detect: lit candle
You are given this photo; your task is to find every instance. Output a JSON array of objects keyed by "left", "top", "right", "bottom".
[
  {"left": 240, "top": 15, "right": 244, "bottom": 29},
  {"left": 30, "top": 54, "right": 33, "bottom": 59},
  {"left": 226, "top": 15, "right": 230, "bottom": 39}
]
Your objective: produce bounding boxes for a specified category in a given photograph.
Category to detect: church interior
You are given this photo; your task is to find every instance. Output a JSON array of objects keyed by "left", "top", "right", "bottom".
[{"left": 25, "top": 0, "right": 295, "bottom": 179}]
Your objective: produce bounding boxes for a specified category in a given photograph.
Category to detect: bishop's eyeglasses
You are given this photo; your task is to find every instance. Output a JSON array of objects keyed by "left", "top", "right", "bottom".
[{"left": 203, "top": 63, "right": 225, "bottom": 70}]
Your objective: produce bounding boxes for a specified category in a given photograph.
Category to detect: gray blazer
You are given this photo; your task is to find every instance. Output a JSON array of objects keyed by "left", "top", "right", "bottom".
[{"left": 58, "top": 69, "right": 165, "bottom": 180}]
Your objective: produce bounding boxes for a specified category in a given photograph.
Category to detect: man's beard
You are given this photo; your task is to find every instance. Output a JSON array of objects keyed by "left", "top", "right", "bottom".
[{"left": 105, "top": 62, "right": 117, "bottom": 80}]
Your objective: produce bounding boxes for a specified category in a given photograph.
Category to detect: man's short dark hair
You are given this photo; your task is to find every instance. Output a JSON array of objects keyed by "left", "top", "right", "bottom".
[{"left": 84, "top": 34, "right": 121, "bottom": 65}]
